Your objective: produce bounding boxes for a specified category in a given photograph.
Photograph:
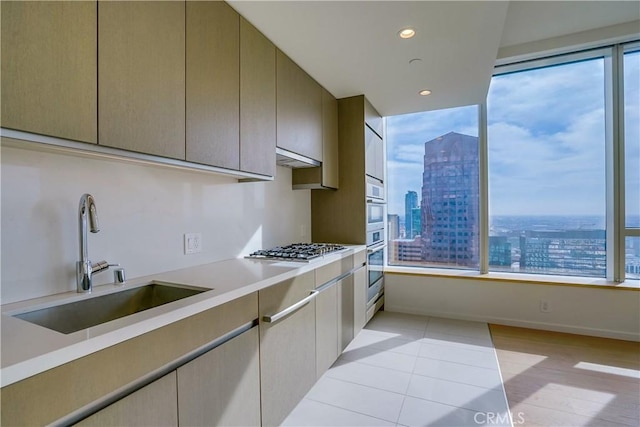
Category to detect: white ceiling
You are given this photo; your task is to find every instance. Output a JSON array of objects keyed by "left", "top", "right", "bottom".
[{"left": 228, "top": 1, "right": 640, "bottom": 117}]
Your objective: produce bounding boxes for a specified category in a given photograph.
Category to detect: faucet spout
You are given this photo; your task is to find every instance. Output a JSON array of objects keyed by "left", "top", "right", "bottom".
[{"left": 77, "top": 194, "right": 103, "bottom": 293}]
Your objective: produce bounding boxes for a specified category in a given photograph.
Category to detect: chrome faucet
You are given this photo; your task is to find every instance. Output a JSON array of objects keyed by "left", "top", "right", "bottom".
[{"left": 76, "top": 194, "right": 116, "bottom": 293}]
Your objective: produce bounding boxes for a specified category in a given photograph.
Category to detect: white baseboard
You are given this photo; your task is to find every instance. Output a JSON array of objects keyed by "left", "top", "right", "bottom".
[{"left": 385, "top": 304, "right": 640, "bottom": 342}]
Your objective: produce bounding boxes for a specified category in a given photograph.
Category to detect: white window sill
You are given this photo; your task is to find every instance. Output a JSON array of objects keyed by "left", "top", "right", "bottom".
[{"left": 384, "top": 265, "right": 640, "bottom": 290}]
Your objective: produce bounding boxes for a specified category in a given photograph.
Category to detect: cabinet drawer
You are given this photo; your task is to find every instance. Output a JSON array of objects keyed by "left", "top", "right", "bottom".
[
  {"left": 354, "top": 249, "right": 366, "bottom": 267},
  {"left": 315, "top": 255, "right": 353, "bottom": 287}
]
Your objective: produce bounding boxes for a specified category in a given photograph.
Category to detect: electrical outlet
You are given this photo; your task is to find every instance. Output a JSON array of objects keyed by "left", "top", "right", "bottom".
[
  {"left": 540, "top": 299, "right": 551, "bottom": 313},
  {"left": 184, "top": 233, "right": 202, "bottom": 254}
]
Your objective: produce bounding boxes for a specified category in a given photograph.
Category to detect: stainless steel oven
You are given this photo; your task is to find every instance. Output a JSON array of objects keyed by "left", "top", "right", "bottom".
[
  {"left": 367, "top": 242, "right": 385, "bottom": 307},
  {"left": 366, "top": 201, "right": 385, "bottom": 232}
]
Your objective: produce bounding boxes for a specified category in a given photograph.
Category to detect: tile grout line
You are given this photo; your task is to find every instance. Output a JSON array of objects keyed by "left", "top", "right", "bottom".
[{"left": 303, "top": 396, "right": 400, "bottom": 425}]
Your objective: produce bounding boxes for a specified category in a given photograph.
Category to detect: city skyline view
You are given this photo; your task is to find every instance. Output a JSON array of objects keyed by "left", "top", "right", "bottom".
[{"left": 386, "top": 49, "right": 639, "bottom": 278}]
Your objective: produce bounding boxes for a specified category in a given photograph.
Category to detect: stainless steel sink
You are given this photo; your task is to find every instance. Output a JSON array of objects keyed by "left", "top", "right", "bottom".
[{"left": 13, "top": 282, "right": 209, "bottom": 334}]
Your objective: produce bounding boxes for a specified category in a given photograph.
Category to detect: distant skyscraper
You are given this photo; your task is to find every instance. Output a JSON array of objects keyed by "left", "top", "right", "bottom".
[
  {"left": 421, "top": 132, "right": 479, "bottom": 267},
  {"left": 411, "top": 207, "right": 421, "bottom": 239},
  {"left": 489, "top": 236, "right": 512, "bottom": 267},
  {"left": 388, "top": 214, "right": 400, "bottom": 241},
  {"left": 405, "top": 191, "right": 418, "bottom": 238}
]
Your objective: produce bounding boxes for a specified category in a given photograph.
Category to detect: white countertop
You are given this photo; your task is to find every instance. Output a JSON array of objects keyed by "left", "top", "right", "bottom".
[{"left": 1, "top": 246, "right": 365, "bottom": 387}]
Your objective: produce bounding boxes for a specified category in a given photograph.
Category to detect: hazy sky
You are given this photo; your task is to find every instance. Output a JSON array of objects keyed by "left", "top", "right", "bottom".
[{"left": 387, "top": 50, "right": 640, "bottom": 221}]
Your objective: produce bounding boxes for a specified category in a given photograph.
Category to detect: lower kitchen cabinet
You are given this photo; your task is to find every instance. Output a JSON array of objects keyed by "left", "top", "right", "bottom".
[
  {"left": 315, "top": 282, "right": 339, "bottom": 377},
  {"left": 339, "top": 274, "right": 355, "bottom": 351},
  {"left": 76, "top": 372, "right": 178, "bottom": 427},
  {"left": 259, "top": 271, "right": 317, "bottom": 426},
  {"left": 353, "top": 264, "right": 367, "bottom": 337},
  {"left": 177, "top": 327, "right": 260, "bottom": 426}
]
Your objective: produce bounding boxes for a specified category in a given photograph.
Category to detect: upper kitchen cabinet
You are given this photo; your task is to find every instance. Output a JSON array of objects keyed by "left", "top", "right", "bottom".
[
  {"left": 365, "top": 125, "right": 384, "bottom": 183},
  {"left": 364, "top": 98, "right": 383, "bottom": 138},
  {"left": 364, "top": 98, "right": 384, "bottom": 182},
  {"left": 98, "top": 1, "right": 185, "bottom": 159},
  {"left": 186, "top": 1, "right": 240, "bottom": 170},
  {"left": 1, "top": 1, "right": 97, "bottom": 143},
  {"left": 276, "top": 50, "right": 323, "bottom": 162},
  {"left": 292, "top": 88, "right": 339, "bottom": 189},
  {"left": 240, "top": 18, "right": 276, "bottom": 177}
]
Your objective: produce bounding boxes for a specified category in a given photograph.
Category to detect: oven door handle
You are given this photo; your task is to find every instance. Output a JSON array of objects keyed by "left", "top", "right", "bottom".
[
  {"left": 367, "top": 243, "right": 386, "bottom": 254},
  {"left": 262, "top": 290, "right": 319, "bottom": 323}
]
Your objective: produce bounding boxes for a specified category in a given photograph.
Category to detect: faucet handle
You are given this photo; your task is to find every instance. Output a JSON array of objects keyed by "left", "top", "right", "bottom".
[{"left": 91, "top": 261, "right": 118, "bottom": 274}]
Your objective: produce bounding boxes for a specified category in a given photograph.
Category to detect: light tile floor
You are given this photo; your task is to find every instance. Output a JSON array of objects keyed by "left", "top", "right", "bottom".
[{"left": 283, "top": 311, "right": 512, "bottom": 427}]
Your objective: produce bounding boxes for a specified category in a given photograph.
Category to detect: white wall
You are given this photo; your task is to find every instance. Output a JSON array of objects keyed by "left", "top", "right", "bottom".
[
  {"left": 385, "top": 273, "right": 640, "bottom": 341},
  {"left": 1, "top": 146, "right": 310, "bottom": 304}
]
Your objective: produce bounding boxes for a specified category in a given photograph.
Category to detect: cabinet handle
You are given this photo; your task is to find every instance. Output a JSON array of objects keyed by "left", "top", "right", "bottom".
[{"left": 262, "top": 290, "right": 319, "bottom": 323}]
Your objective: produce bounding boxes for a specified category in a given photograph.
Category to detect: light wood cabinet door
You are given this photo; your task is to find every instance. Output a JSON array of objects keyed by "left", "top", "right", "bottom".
[
  {"left": 353, "top": 265, "right": 367, "bottom": 336},
  {"left": 177, "top": 327, "right": 261, "bottom": 427},
  {"left": 240, "top": 18, "right": 276, "bottom": 176},
  {"left": 259, "top": 272, "right": 317, "bottom": 426},
  {"left": 276, "top": 50, "right": 323, "bottom": 161},
  {"left": 98, "top": 1, "right": 185, "bottom": 159},
  {"left": 186, "top": 1, "right": 239, "bottom": 169},
  {"left": 1, "top": 1, "right": 97, "bottom": 143},
  {"left": 365, "top": 125, "right": 384, "bottom": 182},
  {"left": 315, "top": 283, "right": 339, "bottom": 378},
  {"left": 76, "top": 372, "right": 178, "bottom": 427},
  {"left": 339, "top": 275, "right": 355, "bottom": 351},
  {"left": 364, "top": 97, "right": 383, "bottom": 138}
]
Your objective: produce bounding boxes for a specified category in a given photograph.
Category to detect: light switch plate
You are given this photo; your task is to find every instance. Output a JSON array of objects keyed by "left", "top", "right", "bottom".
[{"left": 184, "top": 233, "right": 202, "bottom": 254}]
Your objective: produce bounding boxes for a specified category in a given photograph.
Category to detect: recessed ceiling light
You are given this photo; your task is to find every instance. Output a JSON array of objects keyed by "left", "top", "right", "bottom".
[
  {"left": 398, "top": 28, "right": 416, "bottom": 39},
  {"left": 419, "top": 89, "right": 432, "bottom": 96}
]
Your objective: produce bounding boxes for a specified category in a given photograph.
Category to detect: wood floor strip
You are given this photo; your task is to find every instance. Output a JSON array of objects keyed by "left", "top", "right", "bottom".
[{"left": 490, "top": 325, "right": 640, "bottom": 427}]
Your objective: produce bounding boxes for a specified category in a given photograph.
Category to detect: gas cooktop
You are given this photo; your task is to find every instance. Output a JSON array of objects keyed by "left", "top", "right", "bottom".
[{"left": 247, "top": 243, "right": 347, "bottom": 262}]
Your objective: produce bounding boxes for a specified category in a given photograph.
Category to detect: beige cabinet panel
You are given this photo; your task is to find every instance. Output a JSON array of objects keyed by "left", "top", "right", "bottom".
[
  {"left": 364, "top": 97, "right": 383, "bottom": 138},
  {"left": 77, "top": 372, "right": 177, "bottom": 427},
  {"left": 98, "top": 1, "right": 185, "bottom": 159},
  {"left": 365, "top": 125, "right": 384, "bottom": 182},
  {"left": 276, "top": 49, "right": 323, "bottom": 161},
  {"left": 178, "top": 327, "right": 260, "bottom": 427},
  {"left": 339, "top": 275, "right": 355, "bottom": 351},
  {"left": 240, "top": 18, "right": 276, "bottom": 176},
  {"left": 322, "top": 88, "right": 340, "bottom": 188},
  {"left": 259, "top": 272, "right": 317, "bottom": 426},
  {"left": 186, "top": 1, "right": 239, "bottom": 169},
  {"left": 292, "top": 88, "right": 339, "bottom": 189},
  {"left": 353, "top": 266, "right": 367, "bottom": 336},
  {"left": 315, "top": 284, "right": 339, "bottom": 378},
  {"left": 1, "top": 1, "right": 97, "bottom": 143}
]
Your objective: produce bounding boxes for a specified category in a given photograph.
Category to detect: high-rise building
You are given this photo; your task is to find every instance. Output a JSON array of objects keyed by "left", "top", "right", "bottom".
[
  {"left": 489, "top": 236, "right": 512, "bottom": 267},
  {"left": 411, "top": 207, "right": 421, "bottom": 239},
  {"left": 421, "top": 132, "right": 479, "bottom": 267},
  {"left": 404, "top": 191, "right": 418, "bottom": 238},
  {"left": 392, "top": 236, "right": 423, "bottom": 263},
  {"left": 387, "top": 214, "right": 400, "bottom": 241}
]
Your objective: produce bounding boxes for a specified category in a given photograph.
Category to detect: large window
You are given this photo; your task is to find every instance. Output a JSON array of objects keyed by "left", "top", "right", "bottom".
[
  {"left": 387, "top": 106, "right": 479, "bottom": 269},
  {"left": 386, "top": 42, "right": 639, "bottom": 283},
  {"left": 487, "top": 57, "right": 606, "bottom": 277}
]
